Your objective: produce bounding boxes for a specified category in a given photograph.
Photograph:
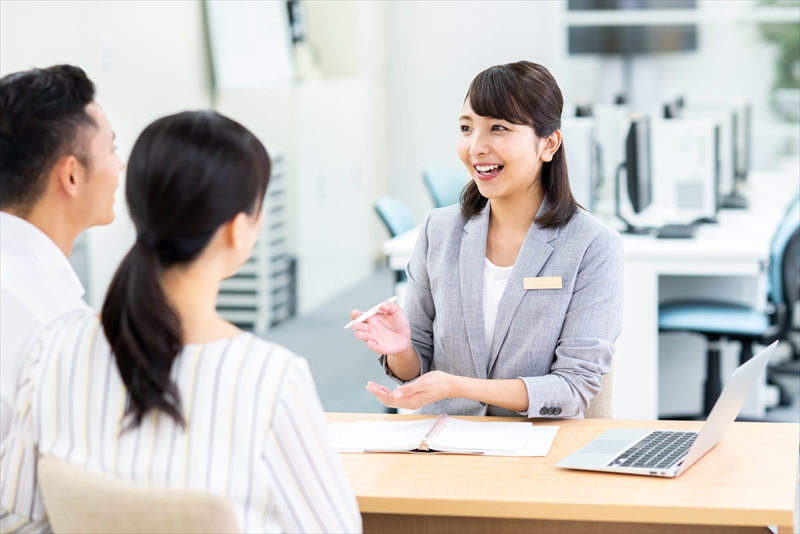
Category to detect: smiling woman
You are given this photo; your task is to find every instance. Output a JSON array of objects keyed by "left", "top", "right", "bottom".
[{"left": 349, "top": 61, "right": 624, "bottom": 419}]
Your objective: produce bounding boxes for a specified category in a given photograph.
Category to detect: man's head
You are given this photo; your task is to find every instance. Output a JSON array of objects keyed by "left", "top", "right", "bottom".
[{"left": 0, "top": 65, "right": 122, "bottom": 230}]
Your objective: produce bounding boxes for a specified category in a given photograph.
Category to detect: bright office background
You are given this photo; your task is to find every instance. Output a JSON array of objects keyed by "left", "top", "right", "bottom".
[{"left": 1, "top": 0, "right": 798, "bottom": 416}]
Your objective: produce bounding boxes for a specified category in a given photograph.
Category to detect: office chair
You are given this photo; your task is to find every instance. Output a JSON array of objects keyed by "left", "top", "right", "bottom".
[
  {"left": 422, "top": 165, "right": 470, "bottom": 208},
  {"left": 375, "top": 196, "right": 417, "bottom": 238},
  {"left": 375, "top": 196, "right": 417, "bottom": 285},
  {"left": 37, "top": 457, "right": 240, "bottom": 533},
  {"left": 658, "top": 194, "right": 800, "bottom": 417}
]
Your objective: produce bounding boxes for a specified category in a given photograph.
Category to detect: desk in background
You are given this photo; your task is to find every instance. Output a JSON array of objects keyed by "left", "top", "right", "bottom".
[
  {"left": 381, "top": 169, "right": 799, "bottom": 420},
  {"left": 329, "top": 413, "right": 799, "bottom": 534}
]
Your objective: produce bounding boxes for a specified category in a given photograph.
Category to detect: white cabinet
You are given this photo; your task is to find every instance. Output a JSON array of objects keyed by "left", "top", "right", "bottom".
[{"left": 217, "top": 151, "right": 293, "bottom": 332}]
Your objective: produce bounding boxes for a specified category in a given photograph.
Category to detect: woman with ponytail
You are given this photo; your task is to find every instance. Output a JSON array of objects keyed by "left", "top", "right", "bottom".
[
  {"left": 1, "top": 111, "right": 361, "bottom": 533},
  {"left": 350, "top": 61, "right": 624, "bottom": 419}
]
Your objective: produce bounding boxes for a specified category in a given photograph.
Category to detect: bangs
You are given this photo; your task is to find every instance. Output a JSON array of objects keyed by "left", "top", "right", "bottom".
[{"left": 466, "top": 65, "right": 532, "bottom": 126}]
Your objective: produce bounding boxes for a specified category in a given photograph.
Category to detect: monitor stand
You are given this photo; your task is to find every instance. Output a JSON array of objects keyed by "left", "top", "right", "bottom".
[
  {"left": 615, "top": 162, "right": 654, "bottom": 235},
  {"left": 721, "top": 177, "right": 749, "bottom": 209},
  {"left": 721, "top": 192, "right": 748, "bottom": 209}
]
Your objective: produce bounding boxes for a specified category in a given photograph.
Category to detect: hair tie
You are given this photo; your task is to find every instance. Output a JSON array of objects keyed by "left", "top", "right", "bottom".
[{"left": 136, "top": 232, "right": 159, "bottom": 249}]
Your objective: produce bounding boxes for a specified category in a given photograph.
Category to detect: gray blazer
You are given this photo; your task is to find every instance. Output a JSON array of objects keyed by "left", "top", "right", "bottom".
[{"left": 379, "top": 200, "right": 624, "bottom": 417}]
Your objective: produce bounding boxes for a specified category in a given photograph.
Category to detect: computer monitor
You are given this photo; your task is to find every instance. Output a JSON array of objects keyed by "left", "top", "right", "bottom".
[
  {"left": 626, "top": 118, "right": 652, "bottom": 214},
  {"left": 733, "top": 102, "right": 751, "bottom": 181},
  {"left": 616, "top": 118, "right": 652, "bottom": 234},
  {"left": 568, "top": 25, "right": 698, "bottom": 55},
  {"left": 568, "top": 0, "right": 696, "bottom": 9}
]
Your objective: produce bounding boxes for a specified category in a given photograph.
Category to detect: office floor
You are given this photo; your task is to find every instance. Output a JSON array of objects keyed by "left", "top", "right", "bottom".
[{"left": 260, "top": 266, "right": 397, "bottom": 413}]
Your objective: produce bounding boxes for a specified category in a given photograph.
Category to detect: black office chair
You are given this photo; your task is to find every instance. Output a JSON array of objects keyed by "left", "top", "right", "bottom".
[{"left": 658, "top": 194, "right": 800, "bottom": 418}]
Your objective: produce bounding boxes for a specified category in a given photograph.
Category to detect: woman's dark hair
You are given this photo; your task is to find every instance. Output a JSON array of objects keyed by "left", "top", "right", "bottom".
[
  {"left": 101, "top": 111, "right": 271, "bottom": 429},
  {"left": 461, "top": 61, "right": 579, "bottom": 228},
  {"left": 0, "top": 65, "right": 96, "bottom": 212}
]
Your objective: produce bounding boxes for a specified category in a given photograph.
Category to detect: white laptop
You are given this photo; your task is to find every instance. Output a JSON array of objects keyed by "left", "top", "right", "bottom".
[{"left": 557, "top": 341, "right": 777, "bottom": 478}]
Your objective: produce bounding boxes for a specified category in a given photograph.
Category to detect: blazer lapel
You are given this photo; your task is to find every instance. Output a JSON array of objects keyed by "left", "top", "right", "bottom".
[
  {"left": 487, "top": 201, "right": 559, "bottom": 376},
  {"left": 460, "top": 204, "right": 490, "bottom": 379}
]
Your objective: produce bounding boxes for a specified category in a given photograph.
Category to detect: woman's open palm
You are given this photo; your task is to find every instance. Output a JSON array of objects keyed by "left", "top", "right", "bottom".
[{"left": 349, "top": 301, "right": 411, "bottom": 355}]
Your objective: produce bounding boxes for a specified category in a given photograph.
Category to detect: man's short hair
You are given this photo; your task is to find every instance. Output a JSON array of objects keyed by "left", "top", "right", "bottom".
[{"left": 0, "top": 65, "right": 97, "bottom": 212}]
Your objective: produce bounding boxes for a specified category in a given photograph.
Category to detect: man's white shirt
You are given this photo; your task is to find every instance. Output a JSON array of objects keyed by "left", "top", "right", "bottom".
[{"left": 0, "top": 211, "right": 90, "bottom": 439}]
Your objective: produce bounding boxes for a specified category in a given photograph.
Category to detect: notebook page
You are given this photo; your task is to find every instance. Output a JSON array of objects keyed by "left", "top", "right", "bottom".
[
  {"left": 429, "top": 419, "right": 533, "bottom": 453},
  {"left": 334, "top": 420, "right": 432, "bottom": 451}
]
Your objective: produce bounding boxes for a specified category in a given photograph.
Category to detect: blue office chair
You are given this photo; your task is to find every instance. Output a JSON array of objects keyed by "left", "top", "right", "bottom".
[
  {"left": 375, "top": 196, "right": 417, "bottom": 238},
  {"left": 375, "top": 196, "right": 417, "bottom": 284},
  {"left": 659, "top": 193, "right": 800, "bottom": 417},
  {"left": 423, "top": 165, "right": 471, "bottom": 208}
]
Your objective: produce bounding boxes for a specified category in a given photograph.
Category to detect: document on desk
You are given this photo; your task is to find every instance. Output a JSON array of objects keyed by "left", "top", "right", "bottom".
[{"left": 329, "top": 415, "right": 559, "bottom": 456}]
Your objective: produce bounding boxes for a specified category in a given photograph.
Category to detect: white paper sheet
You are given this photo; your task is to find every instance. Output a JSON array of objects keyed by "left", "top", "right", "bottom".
[{"left": 328, "top": 421, "right": 560, "bottom": 457}]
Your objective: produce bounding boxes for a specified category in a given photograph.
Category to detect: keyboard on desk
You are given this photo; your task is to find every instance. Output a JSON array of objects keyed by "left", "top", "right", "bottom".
[
  {"left": 607, "top": 430, "right": 697, "bottom": 470},
  {"left": 656, "top": 223, "right": 699, "bottom": 239}
]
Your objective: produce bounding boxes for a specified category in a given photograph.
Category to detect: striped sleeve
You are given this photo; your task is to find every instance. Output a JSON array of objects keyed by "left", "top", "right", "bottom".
[
  {"left": 0, "top": 512, "right": 49, "bottom": 534},
  {"left": 0, "top": 316, "right": 63, "bottom": 533},
  {"left": 260, "top": 357, "right": 362, "bottom": 533}
]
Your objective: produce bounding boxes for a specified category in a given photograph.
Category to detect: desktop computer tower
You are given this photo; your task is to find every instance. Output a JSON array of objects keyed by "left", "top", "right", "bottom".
[
  {"left": 682, "top": 105, "right": 734, "bottom": 206},
  {"left": 562, "top": 117, "right": 600, "bottom": 211},
  {"left": 648, "top": 118, "right": 719, "bottom": 224}
]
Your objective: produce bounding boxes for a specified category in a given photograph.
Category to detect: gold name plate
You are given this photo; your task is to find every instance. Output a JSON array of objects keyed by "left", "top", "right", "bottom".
[{"left": 523, "top": 276, "right": 563, "bottom": 290}]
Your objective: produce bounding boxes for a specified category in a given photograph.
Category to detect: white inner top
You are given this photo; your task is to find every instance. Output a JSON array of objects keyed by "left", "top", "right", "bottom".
[{"left": 483, "top": 257, "right": 514, "bottom": 361}]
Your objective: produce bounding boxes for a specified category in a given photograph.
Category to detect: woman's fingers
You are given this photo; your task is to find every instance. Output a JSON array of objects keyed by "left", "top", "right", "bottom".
[
  {"left": 366, "top": 382, "right": 425, "bottom": 410},
  {"left": 350, "top": 309, "right": 362, "bottom": 320}
]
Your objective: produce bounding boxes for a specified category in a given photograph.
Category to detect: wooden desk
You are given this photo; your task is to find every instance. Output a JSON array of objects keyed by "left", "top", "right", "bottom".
[{"left": 328, "top": 413, "right": 799, "bottom": 534}]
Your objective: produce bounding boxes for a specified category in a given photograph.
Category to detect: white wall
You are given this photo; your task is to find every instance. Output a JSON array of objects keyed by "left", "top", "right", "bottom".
[
  {"left": 215, "top": 1, "right": 390, "bottom": 313},
  {"left": 0, "top": 0, "right": 213, "bottom": 308}
]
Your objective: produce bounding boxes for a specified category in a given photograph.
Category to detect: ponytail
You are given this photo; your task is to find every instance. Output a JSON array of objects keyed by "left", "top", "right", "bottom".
[
  {"left": 101, "top": 111, "right": 271, "bottom": 429},
  {"left": 102, "top": 239, "right": 184, "bottom": 429}
]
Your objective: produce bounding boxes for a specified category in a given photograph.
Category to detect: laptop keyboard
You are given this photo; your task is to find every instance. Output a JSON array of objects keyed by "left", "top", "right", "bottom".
[{"left": 607, "top": 431, "right": 698, "bottom": 470}]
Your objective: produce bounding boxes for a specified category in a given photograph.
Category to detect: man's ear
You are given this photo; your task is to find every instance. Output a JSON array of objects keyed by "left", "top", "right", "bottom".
[
  {"left": 51, "top": 155, "right": 84, "bottom": 199},
  {"left": 539, "top": 129, "right": 562, "bottom": 163}
]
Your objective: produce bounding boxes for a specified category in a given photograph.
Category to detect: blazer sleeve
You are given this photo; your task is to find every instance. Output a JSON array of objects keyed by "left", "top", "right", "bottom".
[
  {"left": 378, "top": 213, "right": 435, "bottom": 384},
  {"left": 518, "top": 227, "right": 624, "bottom": 417}
]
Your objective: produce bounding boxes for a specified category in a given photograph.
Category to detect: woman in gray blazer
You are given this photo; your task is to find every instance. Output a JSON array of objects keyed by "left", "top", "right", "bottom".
[{"left": 351, "top": 61, "right": 623, "bottom": 418}]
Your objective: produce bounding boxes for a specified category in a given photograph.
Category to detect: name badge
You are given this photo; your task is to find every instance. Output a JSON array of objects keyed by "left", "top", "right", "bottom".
[{"left": 523, "top": 276, "right": 562, "bottom": 290}]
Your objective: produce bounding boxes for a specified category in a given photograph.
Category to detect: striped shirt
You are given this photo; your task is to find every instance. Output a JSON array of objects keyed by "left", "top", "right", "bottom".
[{"left": 0, "top": 311, "right": 361, "bottom": 533}]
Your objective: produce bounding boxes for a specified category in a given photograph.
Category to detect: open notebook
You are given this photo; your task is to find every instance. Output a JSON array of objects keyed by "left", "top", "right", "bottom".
[{"left": 330, "top": 414, "right": 559, "bottom": 456}]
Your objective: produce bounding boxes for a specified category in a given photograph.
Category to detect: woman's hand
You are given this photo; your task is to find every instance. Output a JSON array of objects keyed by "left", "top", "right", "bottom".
[
  {"left": 366, "top": 371, "right": 455, "bottom": 410},
  {"left": 349, "top": 300, "right": 411, "bottom": 356}
]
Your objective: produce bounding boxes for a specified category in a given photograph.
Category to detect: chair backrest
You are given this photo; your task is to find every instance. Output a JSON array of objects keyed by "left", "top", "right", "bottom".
[
  {"left": 375, "top": 196, "right": 417, "bottom": 238},
  {"left": 584, "top": 353, "right": 615, "bottom": 419},
  {"left": 768, "top": 192, "right": 800, "bottom": 305},
  {"left": 423, "top": 165, "right": 471, "bottom": 208},
  {"left": 37, "top": 457, "right": 240, "bottom": 534}
]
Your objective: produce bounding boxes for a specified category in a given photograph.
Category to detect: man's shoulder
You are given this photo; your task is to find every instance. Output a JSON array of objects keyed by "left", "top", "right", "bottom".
[{"left": 1, "top": 246, "right": 90, "bottom": 324}]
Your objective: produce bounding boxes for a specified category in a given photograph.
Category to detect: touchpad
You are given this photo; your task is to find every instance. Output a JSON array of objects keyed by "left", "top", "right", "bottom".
[{"left": 581, "top": 440, "right": 631, "bottom": 454}]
